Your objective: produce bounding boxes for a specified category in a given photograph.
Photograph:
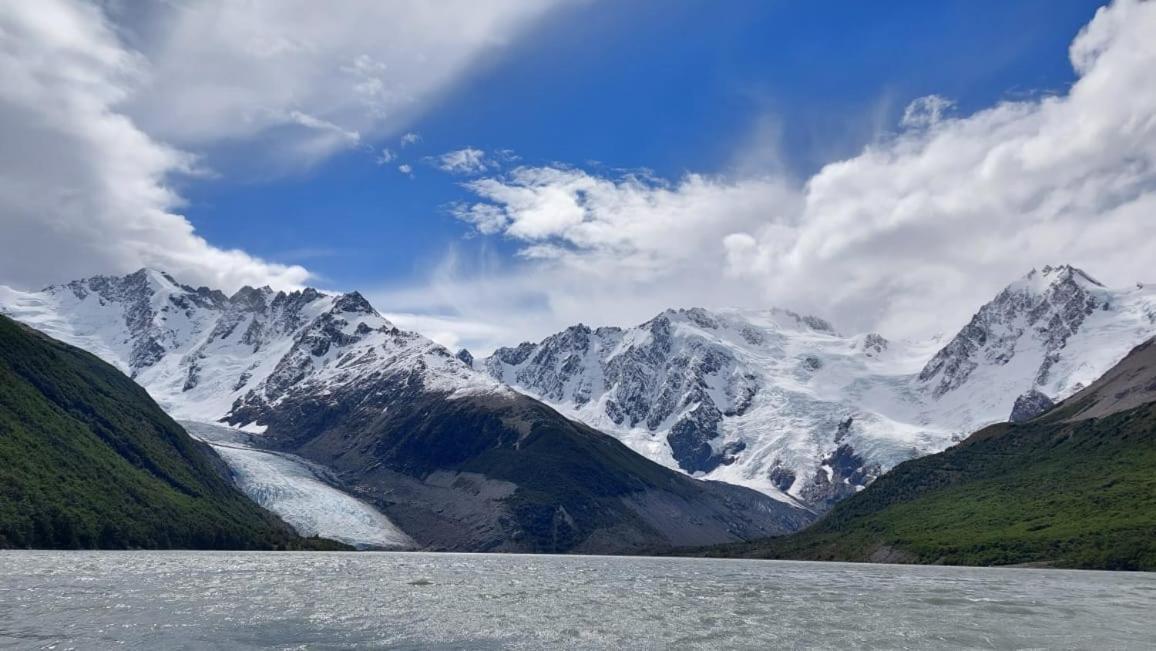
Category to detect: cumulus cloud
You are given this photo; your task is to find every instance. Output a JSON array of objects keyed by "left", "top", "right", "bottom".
[
  {"left": 0, "top": 0, "right": 562, "bottom": 292},
  {"left": 400, "top": 132, "right": 422, "bottom": 147},
  {"left": 440, "top": 0, "right": 1156, "bottom": 349},
  {"left": 454, "top": 167, "right": 798, "bottom": 281},
  {"left": 437, "top": 147, "right": 490, "bottom": 175}
]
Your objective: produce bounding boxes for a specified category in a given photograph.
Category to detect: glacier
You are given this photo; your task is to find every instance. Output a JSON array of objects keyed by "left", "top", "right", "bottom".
[{"left": 184, "top": 421, "right": 414, "bottom": 550}]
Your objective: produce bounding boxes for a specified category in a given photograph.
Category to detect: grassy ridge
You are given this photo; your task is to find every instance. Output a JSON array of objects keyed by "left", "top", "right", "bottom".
[
  {"left": 0, "top": 315, "right": 338, "bottom": 549},
  {"left": 697, "top": 402, "right": 1156, "bottom": 570}
]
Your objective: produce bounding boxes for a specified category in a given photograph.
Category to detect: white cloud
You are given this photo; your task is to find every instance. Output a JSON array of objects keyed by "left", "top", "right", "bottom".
[
  {"left": 454, "top": 167, "right": 799, "bottom": 281},
  {"left": 376, "top": 148, "right": 396, "bottom": 165},
  {"left": 398, "top": 163, "right": 414, "bottom": 176},
  {"left": 435, "top": 0, "right": 1156, "bottom": 349},
  {"left": 899, "top": 94, "right": 955, "bottom": 129},
  {"left": 437, "top": 147, "right": 490, "bottom": 175},
  {"left": 400, "top": 132, "right": 422, "bottom": 147},
  {"left": 0, "top": 0, "right": 308, "bottom": 292},
  {"left": 0, "top": 0, "right": 563, "bottom": 292},
  {"left": 115, "top": 1, "right": 560, "bottom": 169},
  {"left": 729, "top": 0, "right": 1156, "bottom": 338}
]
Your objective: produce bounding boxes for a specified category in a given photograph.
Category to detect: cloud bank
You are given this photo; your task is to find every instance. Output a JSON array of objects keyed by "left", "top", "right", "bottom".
[
  {"left": 435, "top": 0, "right": 1156, "bottom": 351},
  {"left": 0, "top": 0, "right": 560, "bottom": 292}
]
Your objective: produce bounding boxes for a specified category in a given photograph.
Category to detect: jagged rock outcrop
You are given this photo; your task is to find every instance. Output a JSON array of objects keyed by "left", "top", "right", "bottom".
[
  {"left": 486, "top": 308, "right": 767, "bottom": 475},
  {"left": 1009, "top": 389, "right": 1055, "bottom": 423},
  {"left": 919, "top": 265, "right": 1109, "bottom": 398},
  {"left": 455, "top": 348, "right": 474, "bottom": 368},
  {"left": 799, "top": 444, "right": 881, "bottom": 511}
]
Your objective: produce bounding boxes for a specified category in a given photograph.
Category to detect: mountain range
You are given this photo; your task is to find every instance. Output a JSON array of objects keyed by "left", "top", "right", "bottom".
[
  {"left": 2, "top": 264, "right": 1152, "bottom": 553},
  {"left": 695, "top": 335, "right": 1156, "bottom": 570},
  {"left": 0, "top": 269, "right": 807, "bottom": 552},
  {"left": 482, "top": 265, "right": 1156, "bottom": 510}
]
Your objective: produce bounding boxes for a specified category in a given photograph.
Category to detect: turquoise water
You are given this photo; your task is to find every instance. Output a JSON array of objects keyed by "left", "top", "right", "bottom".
[{"left": 1, "top": 551, "right": 1153, "bottom": 649}]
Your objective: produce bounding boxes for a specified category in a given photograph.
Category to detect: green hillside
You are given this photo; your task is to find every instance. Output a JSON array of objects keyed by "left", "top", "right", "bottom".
[
  {"left": 0, "top": 315, "right": 334, "bottom": 549},
  {"left": 696, "top": 341, "right": 1156, "bottom": 570}
]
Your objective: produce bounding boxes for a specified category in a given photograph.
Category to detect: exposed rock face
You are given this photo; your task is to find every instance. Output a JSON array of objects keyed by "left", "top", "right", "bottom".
[
  {"left": 799, "top": 444, "right": 881, "bottom": 511},
  {"left": 1009, "top": 390, "right": 1055, "bottom": 423},
  {"left": 485, "top": 309, "right": 765, "bottom": 475},
  {"left": 768, "top": 463, "right": 797, "bottom": 493},
  {"left": 455, "top": 348, "right": 474, "bottom": 368},
  {"left": 0, "top": 269, "right": 814, "bottom": 553}
]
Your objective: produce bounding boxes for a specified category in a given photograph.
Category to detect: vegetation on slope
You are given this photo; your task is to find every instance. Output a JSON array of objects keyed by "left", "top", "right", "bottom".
[
  {"left": 0, "top": 315, "right": 340, "bottom": 549},
  {"left": 695, "top": 400, "right": 1156, "bottom": 570}
]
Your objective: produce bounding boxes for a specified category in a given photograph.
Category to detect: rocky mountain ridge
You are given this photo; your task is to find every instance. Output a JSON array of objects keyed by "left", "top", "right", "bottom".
[
  {"left": 483, "top": 265, "right": 1156, "bottom": 510},
  {"left": 0, "top": 269, "right": 811, "bottom": 552}
]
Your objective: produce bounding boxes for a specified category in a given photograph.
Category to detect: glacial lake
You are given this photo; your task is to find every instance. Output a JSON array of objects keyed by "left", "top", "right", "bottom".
[{"left": 1, "top": 552, "right": 1153, "bottom": 649}]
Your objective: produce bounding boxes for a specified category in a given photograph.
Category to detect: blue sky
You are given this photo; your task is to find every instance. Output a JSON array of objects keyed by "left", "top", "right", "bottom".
[
  {"left": 179, "top": 0, "right": 1106, "bottom": 292},
  {"left": 7, "top": 0, "right": 1156, "bottom": 353}
]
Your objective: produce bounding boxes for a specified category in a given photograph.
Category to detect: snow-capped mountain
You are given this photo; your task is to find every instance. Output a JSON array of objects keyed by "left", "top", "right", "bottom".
[
  {"left": 483, "top": 265, "right": 1156, "bottom": 509},
  {"left": 916, "top": 265, "right": 1156, "bottom": 430},
  {"left": 0, "top": 269, "right": 810, "bottom": 552},
  {"left": 0, "top": 268, "right": 493, "bottom": 425}
]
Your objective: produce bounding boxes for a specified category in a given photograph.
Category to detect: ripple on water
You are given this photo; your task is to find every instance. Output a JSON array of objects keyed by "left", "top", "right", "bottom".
[{"left": 0, "top": 552, "right": 1153, "bottom": 649}]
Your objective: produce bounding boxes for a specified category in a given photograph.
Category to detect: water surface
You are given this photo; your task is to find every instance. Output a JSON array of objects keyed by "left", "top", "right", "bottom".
[{"left": 1, "top": 551, "right": 1153, "bottom": 649}]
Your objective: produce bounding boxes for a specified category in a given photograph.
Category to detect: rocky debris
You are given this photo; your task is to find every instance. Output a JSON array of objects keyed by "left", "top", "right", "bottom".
[
  {"left": 800, "top": 444, "right": 881, "bottom": 512},
  {"left": 1009, "top": 389, "right": 1055, "bottom": 423}
]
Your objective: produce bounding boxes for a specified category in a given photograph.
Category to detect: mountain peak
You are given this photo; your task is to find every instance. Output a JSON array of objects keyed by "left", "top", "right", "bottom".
[
  {"left": 1015, "top": 264, "right": 1103, "bottom": 294},
  {"left": 333, "top": 291, "right": 376, "bottom": 315}
]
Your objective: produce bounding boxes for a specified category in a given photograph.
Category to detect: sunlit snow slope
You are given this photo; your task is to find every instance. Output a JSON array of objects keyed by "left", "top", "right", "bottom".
[{"left": 482, "top": 266, "right": 1156, "bottom": 509}]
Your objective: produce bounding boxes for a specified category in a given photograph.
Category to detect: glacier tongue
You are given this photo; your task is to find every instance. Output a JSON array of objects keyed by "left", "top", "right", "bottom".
[
  {"left": 183, "top": 422, "right": 414, "bottom": 550},
  {"left": 483, "top": 266, "right": 1156, "bottom": 509}
]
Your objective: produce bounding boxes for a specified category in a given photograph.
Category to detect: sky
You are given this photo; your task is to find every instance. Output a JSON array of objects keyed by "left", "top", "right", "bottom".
[{"left": 2, "top": 0, "right": 1155, "bottom": 354}]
